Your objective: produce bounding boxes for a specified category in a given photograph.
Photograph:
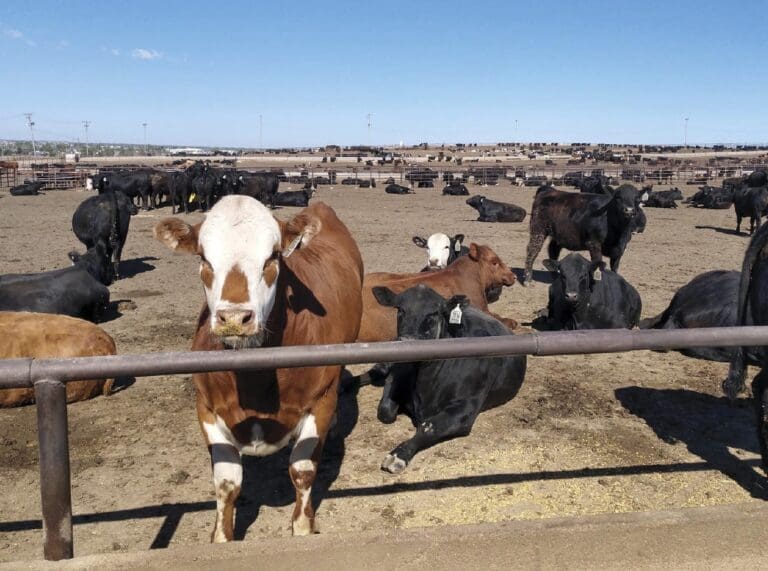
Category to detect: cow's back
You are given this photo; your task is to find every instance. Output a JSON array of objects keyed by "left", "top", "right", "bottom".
[
  {"left": 0, "top": 312, "right": 116, "bottom": 407},
  {"left": 280, "top": 202, "right": 364, "bottom": 346}
]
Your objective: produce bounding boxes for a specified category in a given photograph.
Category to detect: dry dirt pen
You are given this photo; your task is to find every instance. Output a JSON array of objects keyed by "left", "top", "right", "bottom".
[{"left": 0, "top": 180, "right": 764, "bottom": 562}]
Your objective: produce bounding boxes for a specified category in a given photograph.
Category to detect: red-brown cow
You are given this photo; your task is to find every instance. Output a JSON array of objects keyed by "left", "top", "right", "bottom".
[
  {"left": 357, "top": 243, "right": 518, "bottom": 342},
  {"left": 154, "top": 196, "right": 363, "bottom": 541}
]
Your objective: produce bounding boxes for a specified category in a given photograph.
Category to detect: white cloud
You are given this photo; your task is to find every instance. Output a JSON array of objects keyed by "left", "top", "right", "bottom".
[
  {"left": 4, "top": 28, "right": 22, "bottom": 39},
  {"left": 110, "top": 48, "right": 120, "bottom": 56},
  {"left": 132, "top": 48, "right": 162, "bottom": 61}
]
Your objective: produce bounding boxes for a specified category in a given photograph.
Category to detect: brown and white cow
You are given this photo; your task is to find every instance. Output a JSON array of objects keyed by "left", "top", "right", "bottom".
[
  {"left": 0, "top": 312, "right": 115, "bottom": 407},
  {"left": 357, "top": 243, "right": 518, "bottom": 342},
  {"left": 154, "top": 196, "right": 363, "bottom": 541}
]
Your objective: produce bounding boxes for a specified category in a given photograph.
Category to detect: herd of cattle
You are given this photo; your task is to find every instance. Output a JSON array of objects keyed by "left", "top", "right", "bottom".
[{"left": 3, "top": 162, "right": 768, "bottom": 543}]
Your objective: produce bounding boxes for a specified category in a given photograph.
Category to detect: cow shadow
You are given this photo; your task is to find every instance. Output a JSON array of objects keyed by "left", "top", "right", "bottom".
[
  {"left": 232, "top": 370, "right": 359, "bottom": 539},
  {"left": 615, "top": 386, "right": 767, "bottom": 498},
  {"left": 119, "top": 256, "right": 158, "bottom": 279},
  {"left": 511, "top": 267, "right": 554, "bottom": 285},
  {"left": 695, "top": 225, "right": 745, "bottom": 237}
]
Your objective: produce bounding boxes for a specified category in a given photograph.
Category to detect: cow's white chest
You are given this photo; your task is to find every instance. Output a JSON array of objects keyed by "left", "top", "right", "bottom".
[{"left": 202, "top": 414, "right": 305, "bottom": 457}]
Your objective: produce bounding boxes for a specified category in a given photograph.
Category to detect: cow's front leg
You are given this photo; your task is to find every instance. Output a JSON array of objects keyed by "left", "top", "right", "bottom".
[
  {"left": 209, "top": 442, "right": 242, "bottom": 543},
  {"left": 586, "top": 241, "right": 603, "bottom": 280},
  {"left": 288, "top": 392, "right": 336, "bottom": 536},
  {"left": 382, "top": 401, "right": 480, "bottom": 474}
]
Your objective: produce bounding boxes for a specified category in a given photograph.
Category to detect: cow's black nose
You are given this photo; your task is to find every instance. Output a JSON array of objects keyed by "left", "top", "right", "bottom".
[{"left": 565, "top": 293, "right": 578, "bottom": 303}]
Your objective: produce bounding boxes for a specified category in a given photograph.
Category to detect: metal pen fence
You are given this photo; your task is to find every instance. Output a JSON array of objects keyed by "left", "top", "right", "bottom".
[{"left": 4, "top": 325, "right": 768, "bottom": 561}]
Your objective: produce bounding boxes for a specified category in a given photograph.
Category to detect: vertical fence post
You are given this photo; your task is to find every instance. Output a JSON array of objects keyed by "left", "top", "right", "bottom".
[{"left": 34, "top": 379, "right": 73, "bottom": 561}]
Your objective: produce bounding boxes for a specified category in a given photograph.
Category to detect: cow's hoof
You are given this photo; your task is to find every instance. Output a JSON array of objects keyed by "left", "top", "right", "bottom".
[
  {"left": 292, "top": 516, "right": 316, "bottom": 536},
  {"left": 381, "top": 453, "right": 407, "bottom": 474}
]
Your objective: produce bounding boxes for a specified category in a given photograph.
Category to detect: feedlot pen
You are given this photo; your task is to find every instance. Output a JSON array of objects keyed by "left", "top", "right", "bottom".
[{"left": 0, "top": 181, "right": 766, "bottom": 562}]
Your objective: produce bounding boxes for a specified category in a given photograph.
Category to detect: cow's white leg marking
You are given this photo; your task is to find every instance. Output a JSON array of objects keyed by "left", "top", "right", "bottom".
[
  {"left": 289, "top": 414, "right": 319, "bottom": 536},
  {"left": 203, "top": 419, "right": 243, "bottom": 543}
]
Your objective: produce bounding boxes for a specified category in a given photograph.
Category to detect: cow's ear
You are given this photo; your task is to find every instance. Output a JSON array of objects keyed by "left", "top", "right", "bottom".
[
  {"left": 468, "top": 242, "right": 480, "bottom": 260},
  {"left": 154, "top": 218, "right": 200, "bottom": 254},
  {"left": 279, "top": 213, "right": 322, "bottom": 254},
  {"left": 453, "top": 233, "right": 465, "bottom": 245},
  {"left": 444, "top": 294, "right": 469, "bottom": 310},
  {"left": 412, "top": 236, "right": 428, "bottom": 248},
  {"left": 542, "top": 259, "right": 560, "bottom": 274},
  {"left": 372, "top": 286, "right": 398, "bottom": 308}
]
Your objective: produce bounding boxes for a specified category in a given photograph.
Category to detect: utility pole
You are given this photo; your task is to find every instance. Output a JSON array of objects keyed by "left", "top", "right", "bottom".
[
  {"left": 515, "top": 119, "right": 518, "bottom": 145},
  {"left": 684, "top": 117, "right": 689, "bottom": 148},
  {"left": 258, "top": 114, "right": 263, "bottom": 151},
  {"left": 82, "top": 120, "right": 90, "bottom": 157},
  {"left": 142, "top": 122, "right": 148, "bottom": 155},
  {"left": 367, "top": 113, "right": 372, "bottom": 148},
  {"left": 24, "top": 113, "right": 36, "bottom": 156}
]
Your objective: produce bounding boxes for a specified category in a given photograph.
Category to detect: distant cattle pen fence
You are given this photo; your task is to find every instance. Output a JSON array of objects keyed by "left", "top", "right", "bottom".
[{"left": 3, "top": 326, "right": 768, "bottom": 561}]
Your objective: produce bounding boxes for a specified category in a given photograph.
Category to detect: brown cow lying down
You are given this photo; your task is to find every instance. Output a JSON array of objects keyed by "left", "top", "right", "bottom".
[
  {"left": 154, "top": 197, "right": 364, "bottom": 541},
  {"left": 357, "top": 243, "right": 518, "bottom": 342},
  {"left": 0, "top": 312, "right": 115, "bottom": 407}
]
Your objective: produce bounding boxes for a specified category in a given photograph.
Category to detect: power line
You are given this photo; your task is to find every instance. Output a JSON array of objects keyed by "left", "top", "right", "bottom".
[
  {"left": 24, "top": 113, "right": 36, "bottom": 156},
  {"left": 82, "top": 121, "right": 90, "bottom": 157}
]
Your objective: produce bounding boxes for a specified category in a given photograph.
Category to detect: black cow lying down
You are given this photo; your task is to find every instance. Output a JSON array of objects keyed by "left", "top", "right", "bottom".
[
  {"left": 644, "top": 188, "right": 682, "bottom": 208},
  {"left": 442, "top": 183, "right": 469, "bottom": 196},
  {"left": 371, "top": 284, "right": 527, "bottom": 473},
  {"left": 385, "top": 183, "right": 413, "bottom": 194},
  {"left": 272, "top": 186, "right": 314, "bottom": 207},
  {"left": 543, "top": 254, "right": 642, "bottom": 330},
  {"left": 0, "top": 244, "right": 111, "bottom": 322},
  {"left": 684, "top": 186, "right": 732, "bottom": 209},
  {"left": 640, "top": 270, "right": 761, "bottom": 364},
  {"left": 466, "top": 195, "right": 526, "bottom": 222},
  {"left": 10, "top": 180, "right": 45, "bottom": 196}
]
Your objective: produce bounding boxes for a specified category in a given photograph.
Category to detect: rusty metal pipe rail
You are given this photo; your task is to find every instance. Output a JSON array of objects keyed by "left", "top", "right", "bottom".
[
  {"left": 7, "top": 325, "right": 768, "bottom": 562},
  {"left": 2, "top": 326, "right": 768, "bottom": 389}
]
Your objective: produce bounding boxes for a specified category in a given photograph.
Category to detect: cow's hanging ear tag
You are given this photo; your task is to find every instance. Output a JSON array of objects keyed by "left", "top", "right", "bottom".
[
  {"left": 449, "top": 304, "right": 463, "bottom": 325},
  {"left": 454, "top": 242, "right": 461, "bottom": 252},
  {"left": 283, "top": 233, "right": 303, "bottom": 258}
]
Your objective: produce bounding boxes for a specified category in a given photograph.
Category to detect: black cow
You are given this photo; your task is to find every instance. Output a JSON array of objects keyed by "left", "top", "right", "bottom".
[
  {"left": 747, "top": 169, "right": 768, "bottom": 188},
  {"left": 640, "top": 270, "right": 762, "bottom": 364},
  {"left": 579, "top": 176, "right": 611, "bottom": 194},
  {"left": 357, "top": 179, "right": 376, "bottom": 188},
  {"left": 167, "top": 171, "right": 191, "bottom": 214},
  {"left": 91, "top": 170, "right": 154, "bottom": 210},
  {"left": 371, "top": 284, "right": 527, "bottom": 473},
  {"left": 724, "top": 222, "right": 768, "bottom": 473},
  {"left": 543, "top": 254, "right": 641, "bottom": 330},
  {"left": 10, "top": 180, "right": 45, "bottom": 196},
  {"left": 466, "top": 195, "right": 526, "bottom": 223},
  {"left": 645, "top": 188, "right": 682, "bottom": 208},
  {"left": 385, "top": 183, "right": 413, "bottom": 194},
  {"left": 232, "top": 172, "right": 279, "bottom": 208},
  {"left": 412, "top": 232, "right": 468, "bottom": 271},
  {"left": 523, "top": 185, "right": 646, "bottom": 286},
  {"left": 733, "top": 185, "right": 768, "bottom": 235},
  {"left": 442, "top": 182, "right": 469, "bottom": 196},
  {"left": 272, "top": 186, "right": 314, "bottom": 207},
  {"left": 72, "top": 190, "right": 138, "bottom": 281},
  {"left": 684, "top": 185, "right": 733, "bottom": 209},
  {"left": 0, "top": 244, "right": 111, "bottom": 322}
]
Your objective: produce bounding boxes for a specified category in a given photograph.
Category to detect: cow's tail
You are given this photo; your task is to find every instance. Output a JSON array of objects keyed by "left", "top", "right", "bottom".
[
  {"left": 724, "top": 222, "right": 768, "bottom": 400},
  {"left": 108, "top": 189, "right": 120, "bottom": 279}
]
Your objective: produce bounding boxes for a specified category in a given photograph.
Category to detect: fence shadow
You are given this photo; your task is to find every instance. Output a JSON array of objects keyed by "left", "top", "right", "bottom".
[
  {"left": 695, "top": 225, "right": 745, "bottom": 237},
  {"left": 615, "top": 386, "right": 767, "bottom": 498}
]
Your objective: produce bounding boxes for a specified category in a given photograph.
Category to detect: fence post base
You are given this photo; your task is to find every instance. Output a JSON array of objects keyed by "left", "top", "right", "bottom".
[{"left": 34, "top": 379, "right": 73, "bottom": 561}]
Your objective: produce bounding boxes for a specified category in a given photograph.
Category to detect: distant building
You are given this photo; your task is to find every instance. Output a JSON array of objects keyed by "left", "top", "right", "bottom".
[{"left": 167, "top": 147, "right": 208, "bottom": 156}]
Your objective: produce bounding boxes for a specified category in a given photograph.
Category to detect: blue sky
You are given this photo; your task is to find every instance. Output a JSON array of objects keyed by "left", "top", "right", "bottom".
[{"left": 1, "top": 1, "right": 766, "bottom": 147}]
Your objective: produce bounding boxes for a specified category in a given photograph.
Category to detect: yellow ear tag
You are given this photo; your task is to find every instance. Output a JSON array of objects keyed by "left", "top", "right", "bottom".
[{"left": 189, "top": 193, "right": 197, "bottom": 203}]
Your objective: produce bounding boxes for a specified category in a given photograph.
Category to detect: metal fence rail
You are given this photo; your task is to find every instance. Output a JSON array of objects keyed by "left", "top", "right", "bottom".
[{"left": 6, "top": 325, "right": 768, "bottom": 561}]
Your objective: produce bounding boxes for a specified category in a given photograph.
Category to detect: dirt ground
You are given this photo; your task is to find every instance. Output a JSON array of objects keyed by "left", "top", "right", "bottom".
[{"left": 0, "top": 180, "right": 764, "bottom": 562}]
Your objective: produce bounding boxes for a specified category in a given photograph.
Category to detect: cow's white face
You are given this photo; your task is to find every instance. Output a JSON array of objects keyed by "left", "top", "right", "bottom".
[
  {"left": 198, "top": 196, "right": 281, "bottom": 348},
  {"left": 426, "top": 233, "right": 451, "bottom": 269},
  {"left": 154, "top": 195, "right": 283, "bottom": 349}
]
